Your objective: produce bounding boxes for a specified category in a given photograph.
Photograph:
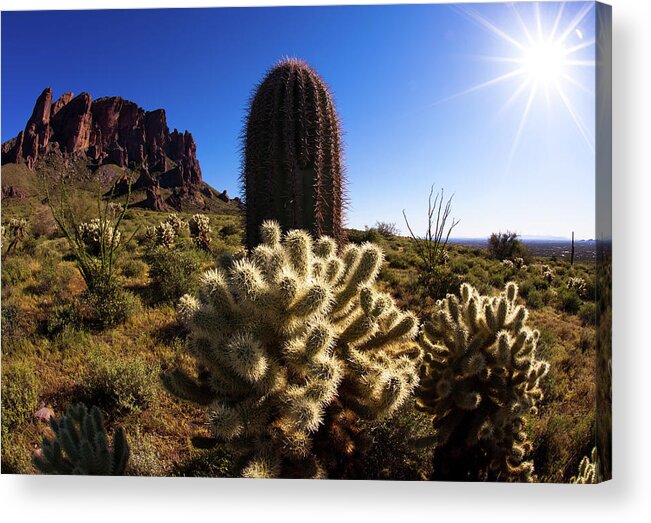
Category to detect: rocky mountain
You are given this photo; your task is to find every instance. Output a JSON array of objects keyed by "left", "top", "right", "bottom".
[{"left": 1, "top": 87, "right": 238, "bottom": 210}]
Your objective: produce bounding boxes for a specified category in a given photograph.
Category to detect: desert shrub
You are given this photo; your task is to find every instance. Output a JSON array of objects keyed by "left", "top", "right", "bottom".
[
  {"left": 487, "top": 231, "right": 519, "bottom": 260},
  {"left": 579, "top": 301, "right": 597, "bottom": 326},
  {"left": 526, "top": 289, "right": 545, "bottom": 310},
  {"left": 126, "top": 427, "right": 165, "bottom": 477},
  {"left": 416, "top": 282, "right": 548, "bottom": 482},
  {"left": 416, "top": 266, "right": 462, "bottom": 301},
  {"left": 30, "top": 207, "right": 58, "bottom": 239},
  {"left": 78, "top": 279, "right": 141, "bottom": 329},
  {"left": 1, "top": 360, "right": 40, "bottom": 433},
  {"left": 119, "top": 258, "right": 148, "bottom": 280},
  {"left": 172, "top": 445, "right": 235, "bottom": 478},
  {"left": 374, "top": 221, "right": 399, "bottom": 239},
  {"left": 31, "top": 260, "right": 79, "bottom": 300},
  {"left": 359, "top": 402, "right": 434, "bottom": 480},
  {"left": 2, "top": 256, "right": 32, "bottom": 286},
  {"left": 219, "top": 223, "right": 240, "bottom": 239},
  {"left": 45, "top": 302, "right": 82, "bottom": 337},
  {"left": 556, "top": 287, "right": 581, "bottom": 314},
  {"left": 163, "top": 221, "right": 421, "bottom": 479},
  {"left": 1, "top": 303, "right": 22, "bottom": 338},
  {"left": 145, "top": 246, "right": 202, "bottom": 304},
  {"left": 386, "top": 253, "right": 409, "bottom": 270},
  {"left": 83, "top": 352, "right": 159, "bottom": 414}
]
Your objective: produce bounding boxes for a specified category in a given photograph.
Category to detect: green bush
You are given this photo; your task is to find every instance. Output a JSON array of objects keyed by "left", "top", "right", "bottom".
[
  {"left": 526, "top": 289, "right": 545, "bottom": 310},
  {"left": 145, "top": 246, "right": 202, "bottom": 304},
  {"left": 119, "top": 258, "right": 148, "bottom": 280},
  {"left": 1, "top": 360, "right": 40, "bottom": 433},
  {"left": 78, "top": 280, "right": 141, "bottom": 329},
  {"left": 579, "top": 301, "right": 597, "bottom": 326},
  {"left": 45, "top": 302, "right": 81, "bottom": 338},
  {"left": 1, "top": 256, "right": 32, "bottom": 287},
  {"left": 556, "top": 287, "right": 582, "bottom": 314},
  {"left": 83, "top": 352, "right": 159, "bottom": 414}
]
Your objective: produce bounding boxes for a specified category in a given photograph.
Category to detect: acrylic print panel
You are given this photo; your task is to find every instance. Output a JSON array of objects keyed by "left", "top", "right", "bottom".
[{"left": 0, "top": 1, "right": 611, "bottom": 482}]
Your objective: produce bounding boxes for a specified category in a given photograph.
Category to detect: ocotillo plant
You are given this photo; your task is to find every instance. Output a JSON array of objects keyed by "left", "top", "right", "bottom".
[
  {"left": 242, "top": 58, "right": 346, "bottom": 249},
  {"left": 416, "top": 282, "right": 548, "bottom": 482},
  {"left": 32, "top": 404, "right": 129, "bottom": 475},
  {"left": 164, "top": 221, "right": 420, "bottom": 478}
]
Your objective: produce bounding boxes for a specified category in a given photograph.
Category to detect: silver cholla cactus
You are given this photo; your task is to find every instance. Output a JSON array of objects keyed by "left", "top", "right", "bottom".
[
  {"left": 570, "top": 447, "right": 599, "bottom": 484},
  {"left": 164, "top": 221, "right": 421, "bottom": 478},
  {"left": 78, "top": 218, "right": 121, "bottom": 256},
  {"left": 567, "top": 277, "right": 587, "bottom": 298},
  {"left": 165, "top": 213, "right": 187, "bottom": 234},
  {"left": 188, "top": 214, "right": 212, "bottom": 250},
  {"left": 416, "top": 282, "right": 548, "bottom": 482}
]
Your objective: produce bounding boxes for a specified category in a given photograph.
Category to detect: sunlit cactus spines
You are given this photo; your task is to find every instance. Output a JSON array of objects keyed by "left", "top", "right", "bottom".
[
  {"left": 163, "top": 221, "right": 420, "bottom": 478},
  {"left": 188, "top": 213, "right": 212, "bottom": 251},
  {"left": 416, "top": 281, "right": 549, "bottom": 482},
  {"left": 78, "top": 218, "right": 121, "bottom": 256},
  {"left": 571, "top": 447, "right": 599, "bottom": 484},
  {"left": 165, "top": 213, "right": 187, "bottom": 234},
  {"left": 32, "top": 404, "right": 130, "bottom": 475},
  {"left": 567, "top": 276, "right": 587, "bottom": 298},
  {"left": 242, "top": 58, "right": 346, "bottom": 250},
  {"left": 541, "top": 264, "right": 554, "bottom": 284},
  {"left": 147, "top": 221, "right": 177, "bottom": 249}
]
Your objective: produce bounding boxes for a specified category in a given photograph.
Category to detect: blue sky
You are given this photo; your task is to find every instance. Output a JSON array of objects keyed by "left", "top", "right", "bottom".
[{"left": 1, "top": 2, "right": 596, "bottom": 239}]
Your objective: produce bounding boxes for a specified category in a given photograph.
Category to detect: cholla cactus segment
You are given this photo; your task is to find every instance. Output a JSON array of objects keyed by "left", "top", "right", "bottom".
[
  {"left": 513, "top": 257, "right": 526, "bottom": 270},
  {"left": 78, "top": 218, "right": 121, "bottom": 255},
  {"left": 571, "top": 447, "right": 599, "bottom": 484},
  {"left": 107, "top": 202, "right": 124, "bottom": 218},
  {"left": 189, "top": 214, "right": 212, "bottom": 250},
  {"left": 32, "top": 404, "right": 129, "bottom": 475},
  {"left": 416, "top": 282, "right": 548, "bottom": 482},
  {"left": 164, "top": 220, "right": 421, "bottom": 478},
  {"left": 165, "top": 213, "right": 187, "bottom": 234},
  {"left": 501, "top": 259, "right": 515, "bottom": 269}
]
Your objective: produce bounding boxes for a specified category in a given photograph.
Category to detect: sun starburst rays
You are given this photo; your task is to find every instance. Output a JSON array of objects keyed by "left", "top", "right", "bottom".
[{"left": 449, "top": 2, "right": 595, "bottom": 164}]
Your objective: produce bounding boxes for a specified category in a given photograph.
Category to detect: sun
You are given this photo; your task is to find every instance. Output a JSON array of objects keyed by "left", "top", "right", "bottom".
[
  {"left": 444, "top": 2, "right": 595, "bottom": 165},
  {"left": 523, "top": 40, "right": 566, "bottom": 85}
]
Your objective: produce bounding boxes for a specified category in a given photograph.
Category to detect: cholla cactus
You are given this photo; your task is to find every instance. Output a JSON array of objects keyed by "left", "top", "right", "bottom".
[
  {"left": 166, "top": 213, "right": 187, "bottom": 234},
  {"left": 416, "top": 282, "right": 549, "bottom": 482},
  {"left": 78, "top": 218, "right": 121, "bottom": 256},
  {"left": 3, "top": 218, "right": 29, "bottom": 254},
  {"left": 571, "top": 447, "right": 599, "bottom": 484},
  {"left": 164, "top": 221, "right": 420, "bottom": 478},
  {"left": 189, "top": 214, "right": 212, "bottom": 251},
  {"left": 501, "top": 259, "right": 515, "bottom": 269},
  {"left": 107, "top": 202, "right": 124, "bottom": 218},
  {"left": 567, "top": 277, "right": 587, "bottom": 298},
  {"left": 513, "top": 257, "right": 526, "bottom": 270},
  {"left": 540, "top": 264, "right": 554, "bottom": 284},
  {"left": 145, "top": 221, "right": 177, "bottom": 249},
  {"left": 32, "top": 404, "right": 129, "bottom": 475}
]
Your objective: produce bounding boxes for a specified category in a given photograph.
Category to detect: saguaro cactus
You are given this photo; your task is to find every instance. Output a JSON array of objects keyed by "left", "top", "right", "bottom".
[
  {"left": 242, "top": 58, "right": 346, "bottom": 249},
  {"left": 164, "top": 221, "right": 420, "bottom": 478},
  {"left": 416, "top": 282, "right": 548, "bottom": 482},
  {"left": 32, "top": 404, "right": 129, "bottom": 475}
]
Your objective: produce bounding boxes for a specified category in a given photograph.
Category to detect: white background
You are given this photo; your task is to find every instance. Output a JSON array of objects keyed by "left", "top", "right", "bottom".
[{"left": 1, "top": 0, "right": 649, "bottom": 521}]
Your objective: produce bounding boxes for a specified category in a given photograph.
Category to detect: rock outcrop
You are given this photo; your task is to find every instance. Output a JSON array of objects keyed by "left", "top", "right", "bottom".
[{"left": 2, "top": 87, "right": 211, "bottom": 210}]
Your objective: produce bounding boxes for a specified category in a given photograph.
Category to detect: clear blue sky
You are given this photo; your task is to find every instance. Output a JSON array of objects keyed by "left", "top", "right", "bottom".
[{"left": 1, "top": 2, "right": 596, "bottom": 239}]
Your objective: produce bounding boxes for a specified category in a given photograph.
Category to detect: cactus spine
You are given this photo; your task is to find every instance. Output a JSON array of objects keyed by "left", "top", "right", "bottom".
[
  {"left": 242, "top": 58, "right": 346, "bottom": 250},
  {"left": 164, "top": 221, "right": 420, "bottom": 478},
  {"left": 416, "top": 282, "right": 548, "bottom": 482},
  {"left": 32, "top": 404, "right": 129, "bottom": 475}
]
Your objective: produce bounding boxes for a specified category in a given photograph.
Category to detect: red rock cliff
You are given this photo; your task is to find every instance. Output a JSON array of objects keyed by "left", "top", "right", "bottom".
[{"left": 2, "top": 87, "right": 203, "bottom": 192}]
